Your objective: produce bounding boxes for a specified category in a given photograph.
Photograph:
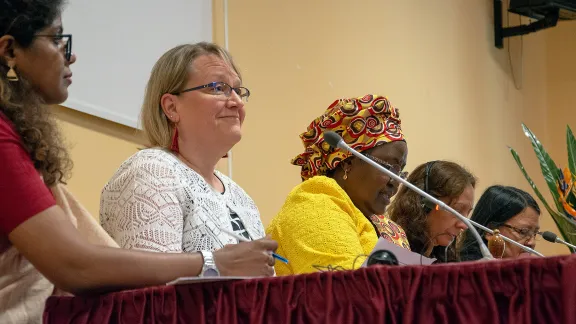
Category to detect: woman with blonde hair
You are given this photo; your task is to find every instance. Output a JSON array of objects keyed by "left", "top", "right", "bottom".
[
  {"left": 0, "top": 3, "right": 275, "bottom": 323},
  {"left": 100, "top": 43, "right": 273, "bottom": 272}
]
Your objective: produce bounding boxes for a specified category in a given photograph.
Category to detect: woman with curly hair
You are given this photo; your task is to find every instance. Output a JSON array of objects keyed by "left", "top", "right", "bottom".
[
  {"left": 387, "top": 161, "right": 477, "bottom": 262},
  {"left": 0, "top": 1, "right": 276, "bottom": 322}
]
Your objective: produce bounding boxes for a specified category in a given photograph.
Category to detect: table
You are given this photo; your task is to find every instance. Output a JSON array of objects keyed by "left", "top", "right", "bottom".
[{"left": 44, "top": 255, "right": 576, "bottom": 323}]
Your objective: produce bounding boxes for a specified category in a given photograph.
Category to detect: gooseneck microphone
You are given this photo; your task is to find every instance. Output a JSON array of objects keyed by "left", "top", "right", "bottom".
[
  {"left": 541, "top": 231, "right": 576, "bottom": 251},
  {"left": 323, "top": 131, "right": 544, "bottom": 258}
]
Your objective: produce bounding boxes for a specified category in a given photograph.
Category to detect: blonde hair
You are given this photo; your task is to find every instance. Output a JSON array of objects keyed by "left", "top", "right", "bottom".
[{"left": 140, "top": 42, "right": 241, "bottom": 148}]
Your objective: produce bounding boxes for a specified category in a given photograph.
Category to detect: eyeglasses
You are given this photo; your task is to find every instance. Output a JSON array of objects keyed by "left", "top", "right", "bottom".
[
  {"left": 36, "top": 34, "right": 72, "bottom": 62},
  {"left": 363, "top": 154, "right": 408, "bottom": 179},
  {"left": 499, "top": 223, "right": 540, "bottom": 241},
  {"left": 171, "top": 81, "right": 250, "bottom": 102}
]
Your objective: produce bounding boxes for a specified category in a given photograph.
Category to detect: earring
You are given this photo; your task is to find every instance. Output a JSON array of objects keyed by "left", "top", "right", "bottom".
[
  {"left": 170, "top": 127, "right": 179, "bottom": 153},
  {"left": 488, "top": 229, "right": 505, "bottom": 259},
  {"left": 7, "top": 62, "right": 18, "bottom": 82},
  {"left": 343, "top": 169, "right": 348, "bottom": 180}
]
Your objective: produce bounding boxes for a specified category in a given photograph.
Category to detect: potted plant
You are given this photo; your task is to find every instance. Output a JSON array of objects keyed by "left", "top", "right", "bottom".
[{"left": 509, "top": 124, "right": 576, "bottom": 251}]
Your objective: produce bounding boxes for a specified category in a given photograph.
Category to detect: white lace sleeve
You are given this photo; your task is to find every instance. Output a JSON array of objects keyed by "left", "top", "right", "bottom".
[{"left": 100, "top": 153, "right": 184, "bottom": 253}]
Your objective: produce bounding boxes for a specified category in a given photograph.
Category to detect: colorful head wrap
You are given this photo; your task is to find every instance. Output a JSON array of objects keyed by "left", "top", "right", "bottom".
[{"left": 292, "top": 94, "right": 404, "bottom": 180}]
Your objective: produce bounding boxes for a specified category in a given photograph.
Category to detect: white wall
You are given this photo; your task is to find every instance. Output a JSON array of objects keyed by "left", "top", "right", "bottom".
[{"left": 61, "top": 0, "right": 212, "bottom": 128}]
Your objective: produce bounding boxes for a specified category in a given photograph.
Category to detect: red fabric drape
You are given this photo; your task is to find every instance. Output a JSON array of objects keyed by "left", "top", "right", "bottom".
[{"left": 44, "top": 255, "right": 576, "bottom": 324}]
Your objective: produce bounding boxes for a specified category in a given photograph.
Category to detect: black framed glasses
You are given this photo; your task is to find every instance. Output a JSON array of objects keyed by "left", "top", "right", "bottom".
[
  {"left": 36, "top": 34, "right": 72, "bottom": 62},
  {"left": 363, "top": 153, "right": 408, "bottom": 179},
  {"left": 499, "top": 223, "right": 540, "bottom": 241},
  {"left": 171, "top": 81, "right": 250, "bottom": 102}
]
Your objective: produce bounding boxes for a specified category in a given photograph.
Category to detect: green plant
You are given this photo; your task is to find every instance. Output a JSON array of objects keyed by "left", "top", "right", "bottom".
[{"left": 509, "top": 124, "right": 576, "bottom": 250}]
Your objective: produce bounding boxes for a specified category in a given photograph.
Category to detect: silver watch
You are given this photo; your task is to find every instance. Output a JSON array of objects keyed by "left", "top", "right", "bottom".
[{"left": 199, "top": 251, "right": 220, "bottom": 277}]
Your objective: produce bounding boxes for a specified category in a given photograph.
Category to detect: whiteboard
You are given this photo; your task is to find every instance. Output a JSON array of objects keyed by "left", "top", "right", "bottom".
[{"left": 61, "top": 0, "right": 212, "bottom": 128}]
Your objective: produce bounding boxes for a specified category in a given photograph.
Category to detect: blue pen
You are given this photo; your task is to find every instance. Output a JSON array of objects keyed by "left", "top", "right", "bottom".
[{"left": 219, "top": 227, "right": 289, "bottom": 264}]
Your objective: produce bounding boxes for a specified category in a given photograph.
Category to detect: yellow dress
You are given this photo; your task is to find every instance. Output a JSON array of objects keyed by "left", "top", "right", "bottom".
[{"left": 267, "top": 176, "right": 410, "bottom": 276}]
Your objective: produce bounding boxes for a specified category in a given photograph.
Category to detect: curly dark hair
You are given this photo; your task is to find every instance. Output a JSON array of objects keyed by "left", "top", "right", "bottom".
[
  {"left": 0, "top": 0, "right": 72, "bottom": 186},
  {"left": 387, "top": 160, "right": 477, "bottom": 262}
]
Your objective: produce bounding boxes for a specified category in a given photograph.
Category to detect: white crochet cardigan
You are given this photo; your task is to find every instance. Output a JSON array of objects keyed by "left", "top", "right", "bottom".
[{"left": 100, "top": 148, "right": 265, "bottom": 253}]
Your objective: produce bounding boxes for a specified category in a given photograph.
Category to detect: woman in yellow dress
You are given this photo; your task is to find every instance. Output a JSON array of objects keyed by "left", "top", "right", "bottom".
[{"left": 267, "top": 94, "right": 411, "bottom": 275}]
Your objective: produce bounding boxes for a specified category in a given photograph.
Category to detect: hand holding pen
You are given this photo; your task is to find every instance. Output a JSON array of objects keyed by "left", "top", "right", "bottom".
[
  {"left": 212, "top": 235, "right": 278, "bottom": 277},
  {"left": 220, "top": 228, "right": 289, "bottom": 264}
]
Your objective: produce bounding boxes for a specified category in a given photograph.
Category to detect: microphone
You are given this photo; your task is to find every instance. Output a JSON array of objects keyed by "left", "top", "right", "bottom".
[
  {"left": 367, "top": 250, "right": 399, "bottom": 266},
  {"left": 323, "top": 131, "right": 544, "bottom": 258},
  {"left": 540, "top": 231, "right": 576, "bottom": 251}
]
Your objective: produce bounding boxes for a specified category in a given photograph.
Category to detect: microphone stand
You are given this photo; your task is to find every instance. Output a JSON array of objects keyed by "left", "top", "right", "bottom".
[{"left": 323, "top": 131, "right": 544, "bottom": 258}]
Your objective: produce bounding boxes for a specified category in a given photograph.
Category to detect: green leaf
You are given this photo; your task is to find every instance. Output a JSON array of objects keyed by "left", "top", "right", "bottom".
[
  {"left": 521, "top": 123, "right": 564, "bottom": 212},
  {"left": 566, "top": 191, "right": 576, "bottom": 211},
  {"left": 565, "top": 125, "right": 576, "bottom": 219},
  {"left": 567, "top": 125, "right": 576, "bottom": 177},
  {"left": 510, "top": 147, "right": 576, "bottom": 250},
  {"left": 510, "top": 147, "right": 561, "bottom": 218}
]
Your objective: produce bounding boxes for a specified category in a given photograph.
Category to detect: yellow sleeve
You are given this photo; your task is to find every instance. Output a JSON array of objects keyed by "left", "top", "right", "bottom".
[{"left": 270, "top": 187, "right": 366, "bottom": 275}]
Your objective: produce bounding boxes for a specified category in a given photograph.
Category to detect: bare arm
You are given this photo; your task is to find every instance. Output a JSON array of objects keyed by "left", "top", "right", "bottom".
[
  {"left": 9, "top": 205, "right": 277, "bottom": 295},
  {"left": 1, "top": 126, "right": 274, "bottom": 295},
  {"left": 9, "top": 205, "right": 201, "bottom": 295}
]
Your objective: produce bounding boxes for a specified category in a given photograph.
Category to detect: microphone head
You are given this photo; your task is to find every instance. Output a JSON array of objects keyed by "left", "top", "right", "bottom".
[
  {"left": 323, "top": 131, "right": 343, "bottom": 149},
  {"left": 367, "top": 249, "right": 399, "bottom": 266},
  {"left": 541, "top": 231, "right": 558, "bottom": 243}
]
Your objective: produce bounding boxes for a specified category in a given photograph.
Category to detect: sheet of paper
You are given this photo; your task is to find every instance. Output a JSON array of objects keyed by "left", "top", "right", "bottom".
[
  {"left": 361, "top": 237, "right": 436, "bottom": 267},
  {"left": 166, "top": 276, "right": 255, "bottom": 286}
]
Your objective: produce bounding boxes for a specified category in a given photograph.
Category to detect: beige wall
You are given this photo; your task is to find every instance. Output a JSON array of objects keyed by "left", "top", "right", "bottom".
[
  {"left": 52, "top": 106, "right": 144, "bottom": 217},
  {"left": 226, "top": 0, "right": 560, "bottom": 255},
  {"left": 55, "top": 0, "right": 575, "bottom": 256},
  {"left": 546, "top": 22, "right": 576, "bottom": 162}
]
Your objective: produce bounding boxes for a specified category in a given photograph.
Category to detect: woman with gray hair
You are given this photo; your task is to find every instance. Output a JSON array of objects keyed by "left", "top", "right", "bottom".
[{"left": 100, "top": 43, "right": 273, "bottom": 276}]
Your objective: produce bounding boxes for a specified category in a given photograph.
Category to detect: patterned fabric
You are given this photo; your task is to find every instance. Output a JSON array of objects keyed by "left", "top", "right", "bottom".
[
  {"left": 292, "top": 94, "right": 404, "bottom": 181},
  {"left": 267, "top": 176, "right": 410, "bottom": 276},
  {"left": 369, "top": 214, "right": 411, "bottom": 250},
  {"left": 229, "top": 209, "right": 251, "bottom": 240},
  {"left": 100, "top": 148, "right": 265, "bottom": 253}
]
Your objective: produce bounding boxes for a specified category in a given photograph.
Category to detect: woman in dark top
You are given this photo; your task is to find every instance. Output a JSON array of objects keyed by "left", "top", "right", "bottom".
[{"left": 459, "top": 185, "right": 540, "bottom": 261}]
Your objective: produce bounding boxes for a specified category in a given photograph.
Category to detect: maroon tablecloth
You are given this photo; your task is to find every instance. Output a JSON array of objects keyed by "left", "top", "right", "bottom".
[{"left": 43, "top": 255, "right": 576, "bottom": 323}]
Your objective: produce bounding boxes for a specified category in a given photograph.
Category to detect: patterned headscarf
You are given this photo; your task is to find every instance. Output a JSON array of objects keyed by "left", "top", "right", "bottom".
[{"left": 292, "top": 94, "right": 404, "bottom": 180}]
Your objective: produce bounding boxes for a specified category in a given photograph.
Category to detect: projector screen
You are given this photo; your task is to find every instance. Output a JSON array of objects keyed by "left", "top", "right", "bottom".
[{"left": 61, "top": 0, "right": 212, "bottom": 128}]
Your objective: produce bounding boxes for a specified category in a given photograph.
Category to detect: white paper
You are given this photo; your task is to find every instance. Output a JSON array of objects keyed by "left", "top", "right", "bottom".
[
  {"left": 361, "top": 238, "right": 436, "bottom": 267},
  {"left": 166, "top": 276, "right": 255, "bottom": 286}
]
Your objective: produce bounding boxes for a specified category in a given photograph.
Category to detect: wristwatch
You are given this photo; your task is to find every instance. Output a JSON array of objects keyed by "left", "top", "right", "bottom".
[{"left": 199, "top": 251, "right": 220, "bottom": 277}]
